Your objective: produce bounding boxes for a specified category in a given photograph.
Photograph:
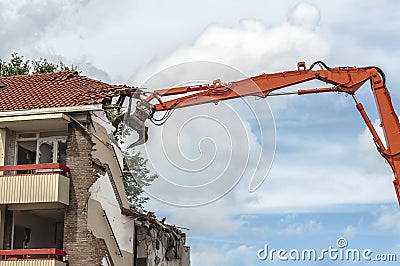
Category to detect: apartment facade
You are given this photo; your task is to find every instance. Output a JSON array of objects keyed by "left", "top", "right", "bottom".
[{"left": 0, "top": 71, "right": 190, "bottom": 265}]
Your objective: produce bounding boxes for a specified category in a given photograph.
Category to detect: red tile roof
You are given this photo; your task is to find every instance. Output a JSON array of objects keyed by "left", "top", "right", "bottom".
[{"left": 0, "top": 71, "right": 124, "bottom": 112}]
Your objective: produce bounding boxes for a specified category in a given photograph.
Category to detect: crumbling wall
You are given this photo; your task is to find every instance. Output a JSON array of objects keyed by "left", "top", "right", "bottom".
[
  {"left": 136, "top": 222, "right": 191, "bottom": 266},
  {"left": 63, "top": 119, "right": 108, "bottom": 265},
  {"left": 90, "top": 111, "right": 130, "bottom": 209},
  {"left": 88, "top": 111, "right": 135, "bottom": 264},
  {"left": 88, "top": 170, "right": 134, "bottom": 265}
]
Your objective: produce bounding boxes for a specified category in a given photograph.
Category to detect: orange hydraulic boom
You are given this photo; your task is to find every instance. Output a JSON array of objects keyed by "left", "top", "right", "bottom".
[{"left": 127, "top": 61, "right": 400, "bottom": 204}]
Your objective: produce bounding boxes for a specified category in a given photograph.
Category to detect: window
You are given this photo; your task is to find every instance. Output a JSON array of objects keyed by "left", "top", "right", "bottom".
[
  {"left": 17, "top": 141, "right": 37, "bottom": 165},
  {"left": 16, "top": 131, "right": 67, "bottom": 165},
  {"left": 38, "top": 140, "right": 54, "bottom": 164}
]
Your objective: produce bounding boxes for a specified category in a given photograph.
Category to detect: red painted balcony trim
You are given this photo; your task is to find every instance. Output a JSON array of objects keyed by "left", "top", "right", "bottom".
[
  {"left": 0, "top": 248, "right": 66, "bottom": 261},
  {"left": 0, "top": 163, "right": 70, "bottom": 178}
]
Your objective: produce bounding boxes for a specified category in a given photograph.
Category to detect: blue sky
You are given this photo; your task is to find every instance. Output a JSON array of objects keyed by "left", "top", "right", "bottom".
[{"left": 1, "top": 1, "right": 400, "bottom": 265}]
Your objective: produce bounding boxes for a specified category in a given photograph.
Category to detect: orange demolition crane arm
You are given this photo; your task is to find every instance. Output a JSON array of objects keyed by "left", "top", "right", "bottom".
[{"left": 127, "top": 61, "right": 400, "bottom": 204}]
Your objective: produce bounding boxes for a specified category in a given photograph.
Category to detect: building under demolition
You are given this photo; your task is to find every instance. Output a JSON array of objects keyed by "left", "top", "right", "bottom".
[{"left": 0, "top": 71, "right": 190, "bottom": 265}]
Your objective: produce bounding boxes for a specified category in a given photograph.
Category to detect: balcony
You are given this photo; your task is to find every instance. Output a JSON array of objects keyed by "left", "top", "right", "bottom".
[
  {"left": 0, "top": 164, "right": 70, "bottom": 209},
  {"left": 0, "top": 249, "right": 66, "bottom": 266}
]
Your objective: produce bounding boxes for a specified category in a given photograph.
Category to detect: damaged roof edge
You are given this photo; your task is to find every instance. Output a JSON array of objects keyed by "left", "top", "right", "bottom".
[
  {"left": 0, "top": 104, "right": 104, "bottom": 117},
  {"left": 121, "top": 207, "right": 187, "bottom": 239}
]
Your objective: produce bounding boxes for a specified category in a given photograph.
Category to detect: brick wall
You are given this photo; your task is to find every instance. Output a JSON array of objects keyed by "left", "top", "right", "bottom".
[{"left": 63, "top": 120, "right": 108, "bottom": 265}]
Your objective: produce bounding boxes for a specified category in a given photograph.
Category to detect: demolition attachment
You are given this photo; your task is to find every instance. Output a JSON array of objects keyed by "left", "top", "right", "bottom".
[{"left": 126, "top": 99, "right": 153, "bottom": 148}]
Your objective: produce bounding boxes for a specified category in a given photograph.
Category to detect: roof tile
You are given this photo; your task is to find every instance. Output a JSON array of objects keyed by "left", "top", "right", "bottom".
[{"left": 0, "top": 71, "right": 124, "bottom": 112}]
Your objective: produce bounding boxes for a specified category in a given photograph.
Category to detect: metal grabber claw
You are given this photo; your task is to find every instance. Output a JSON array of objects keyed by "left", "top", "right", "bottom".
[{"left": 125, "top": 99, "right": 153, "bottom": 148}]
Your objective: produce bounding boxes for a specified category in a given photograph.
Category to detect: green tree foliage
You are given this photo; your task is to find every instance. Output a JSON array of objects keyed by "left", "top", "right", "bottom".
[
  {"left": 32, "top": 58, "right": 74, "bottom": 74},
  {"left": 0, "top": 53, "right": 30, "bottom": 76},
  {"left": 0, "top": 53, "right": 76, "bottom": 76},
  {"left": 123, "top": 150, "right": 158, "bottom": 212}
]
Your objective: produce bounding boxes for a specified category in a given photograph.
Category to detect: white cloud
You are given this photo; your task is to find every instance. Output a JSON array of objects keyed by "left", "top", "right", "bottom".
[
  {"left": 132, "top": 2, "right": 330, "bottom": 85},
  {"left": 343, "top": 216, "right": 364, "bottom": 238},
  {"left": 0, "top": 0, "right": 69, "bottom": 56},
  {"left": 343, "top": 225, "right": 357, "bottom": 238},
  {"left": 165, "top": 203, "right": 245, "bottom": 235},
  {"left": 192, "top": 244, "right": 257, "bottom": 266},
  {"left": 357, "top": 118, "right": 388, "bottom": 174},
  {"left": 288, "top": 2, "right": 320, "bottom": 31},
  {"left": 375, "top": 206, "right": 400, "bottom": 233},
  {"left": 278, "top": 215, "right": 321, "bottom": 235}
]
